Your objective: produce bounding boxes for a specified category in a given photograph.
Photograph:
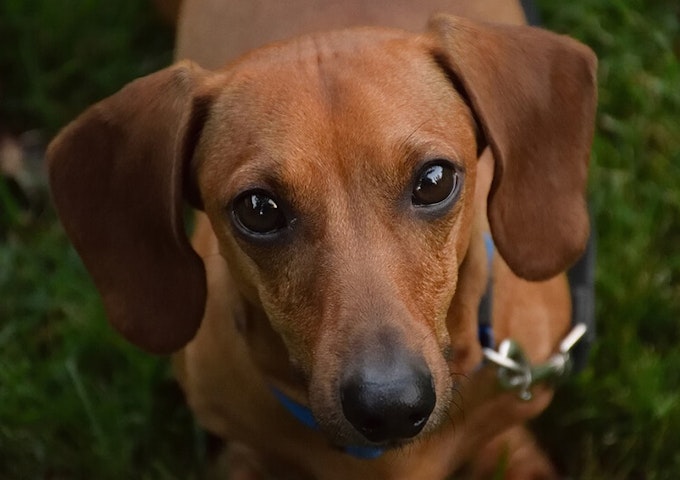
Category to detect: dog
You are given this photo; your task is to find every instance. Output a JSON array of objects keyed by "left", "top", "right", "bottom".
[{"left": 47, "top": 1, "right": 597, "bottom": 478}]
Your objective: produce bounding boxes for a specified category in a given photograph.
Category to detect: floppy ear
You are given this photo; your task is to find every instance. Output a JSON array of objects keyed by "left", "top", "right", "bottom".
[
  {"left": 47, "top": 61, "right": 215, "bottom": 354},
  {"left": 428, "top": 14, "right": 597, "bottom": 280}
]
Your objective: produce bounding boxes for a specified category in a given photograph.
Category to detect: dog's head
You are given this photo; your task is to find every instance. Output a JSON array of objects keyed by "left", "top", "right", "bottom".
[{"left": 48, "top": 15, "right": 596, "bottom": 448}]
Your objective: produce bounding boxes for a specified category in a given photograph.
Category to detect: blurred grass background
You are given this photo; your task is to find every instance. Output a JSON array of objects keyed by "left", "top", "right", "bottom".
[{"left": 0, "top": 0, "right": 678, "bottom": 478}]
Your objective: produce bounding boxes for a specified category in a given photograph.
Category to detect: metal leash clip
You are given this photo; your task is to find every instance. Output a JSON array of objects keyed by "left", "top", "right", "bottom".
[{"left": 482, "top": 323, "right": 588, "bottom": 401}]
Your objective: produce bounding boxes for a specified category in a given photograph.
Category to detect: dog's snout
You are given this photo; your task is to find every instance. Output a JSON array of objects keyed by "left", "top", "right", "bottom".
[{"left": 340, "top": 354, "right": 435, "bottom": 443}]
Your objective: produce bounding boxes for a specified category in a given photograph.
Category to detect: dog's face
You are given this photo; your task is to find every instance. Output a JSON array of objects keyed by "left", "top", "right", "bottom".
[
  {"left": 47, "top": 15, "right": 596, "bottom": 450},
  {"left": 196, "top": 31, "right": 478, "bottom": 445}
]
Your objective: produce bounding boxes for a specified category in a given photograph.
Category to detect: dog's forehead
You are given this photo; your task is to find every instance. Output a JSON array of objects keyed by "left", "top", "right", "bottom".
[
  {"left": 201, "top": 28, "right": 476, "bottom": 205},
  {"left": 217, "top": 28, "right": 466, "bottom": 126}
]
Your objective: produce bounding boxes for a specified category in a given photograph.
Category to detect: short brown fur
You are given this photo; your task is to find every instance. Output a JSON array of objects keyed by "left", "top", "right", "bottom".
[{"left": 48, "top": 2, "right": 596, "bottom": 478}]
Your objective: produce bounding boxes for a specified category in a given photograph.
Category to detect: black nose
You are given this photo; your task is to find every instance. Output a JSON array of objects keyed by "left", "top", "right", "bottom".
[{"left": 340, "top": 354, "right": 436, "bottom": 443}]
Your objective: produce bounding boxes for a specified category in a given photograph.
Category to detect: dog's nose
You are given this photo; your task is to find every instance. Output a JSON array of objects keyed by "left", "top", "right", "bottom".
[{"left": 340, "top": 355, "right": 435, "bottom": 443}]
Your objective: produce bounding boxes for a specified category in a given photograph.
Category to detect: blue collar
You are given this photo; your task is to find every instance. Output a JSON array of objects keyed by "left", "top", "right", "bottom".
[
  {"left": 477, "top": 233, "right": 496, "bottom": 349},
  {"left": 270, "top": 387, "right": 386, "bottom": 460}
]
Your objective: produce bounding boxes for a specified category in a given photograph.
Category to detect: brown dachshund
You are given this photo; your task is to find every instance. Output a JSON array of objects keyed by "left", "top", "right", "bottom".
[{"left": 47, "top": 1, "right": 597, "bottom": 478}]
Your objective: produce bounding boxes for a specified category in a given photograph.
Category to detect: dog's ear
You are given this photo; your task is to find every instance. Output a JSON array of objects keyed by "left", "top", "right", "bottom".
[
  {"left": 48, "top": 61, "right": 215, "bottom": 354},
  {"left": 428, "top": 14, "right": 597, "bottom": 280}
]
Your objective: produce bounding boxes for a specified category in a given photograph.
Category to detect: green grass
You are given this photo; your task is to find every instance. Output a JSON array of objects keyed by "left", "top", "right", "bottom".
[
  {"left": 535, "top": 0, "right": 680, "bottom": 478},
  {"left": 0, "top": 1, "right": 202, "bottom": 478},
  {"left": 0, "top": 219, "right": 205, "bottom": 479},
  {"left": 1, "top": 0, "right": 679, "bottom": 478},
  {"left": 0, "top": 0, "right": 174, "bottom": 135}
]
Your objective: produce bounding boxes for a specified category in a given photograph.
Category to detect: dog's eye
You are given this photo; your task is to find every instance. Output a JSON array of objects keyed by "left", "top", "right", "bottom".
[
  {"left": 232, "top": 190, "right": 287, "bottom": 235},
  {"left": 412, "top": 162, "right": 460, "bottom": 207}
]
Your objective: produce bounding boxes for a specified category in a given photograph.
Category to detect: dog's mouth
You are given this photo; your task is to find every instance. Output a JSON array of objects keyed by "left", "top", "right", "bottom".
[
  {"left": 271, "top": 374, "right": 443, "bottom": 456},
  {"left": 321, "top": 401, "right": 454, "bottom": 459},
  {"left": 265, "top": 318, "right": 454, "bottom": 453}
]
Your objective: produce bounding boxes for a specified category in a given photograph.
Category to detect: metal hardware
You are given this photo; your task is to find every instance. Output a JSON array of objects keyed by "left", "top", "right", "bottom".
[{"left": 482, "top": 323, "right": 588, "bottom": 401}]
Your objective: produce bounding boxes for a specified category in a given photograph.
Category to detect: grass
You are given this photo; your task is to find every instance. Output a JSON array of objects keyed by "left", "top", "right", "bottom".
[
  {"left": 533, "top": 1, "right": 680, "bottom": 478},
  {"left": 0, "top": 220, "right": 204, "bottom": 479},
  {"left": 0, "top": 1, "right": 202, "bottom": 478},
  {"left": 0, "top": 0, "right": 174, "bottom": 135},
  {"left": 1, "top": 0, "right": 679, "bottom": 478}
]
